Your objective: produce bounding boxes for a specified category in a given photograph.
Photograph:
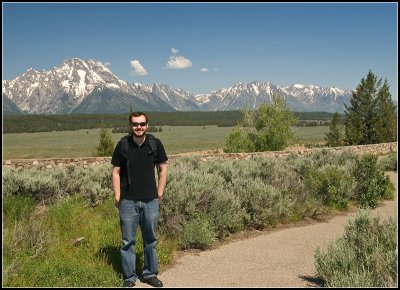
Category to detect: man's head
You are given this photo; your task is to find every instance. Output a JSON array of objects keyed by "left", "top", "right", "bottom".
[{"left": 129, "top": 112, "right": 149, "bottom": 138}]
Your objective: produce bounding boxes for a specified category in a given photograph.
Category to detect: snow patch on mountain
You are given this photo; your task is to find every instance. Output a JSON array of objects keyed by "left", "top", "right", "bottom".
[{"left": 3, "top": 58, "right": 355, "bottom": 114}]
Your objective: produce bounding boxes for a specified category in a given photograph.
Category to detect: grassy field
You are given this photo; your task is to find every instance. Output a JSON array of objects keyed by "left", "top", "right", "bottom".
[
  {"left": 2, "top": 126, "right": 331, "bottom": 159},
  {"left": 293, "top": 126, "right": 335, "bottom": 145}
]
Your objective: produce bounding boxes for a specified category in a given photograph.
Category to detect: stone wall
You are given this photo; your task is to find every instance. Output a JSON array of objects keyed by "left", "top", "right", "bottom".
[{"left": 2, "top": 142, "right": 397, "bottom": 170}]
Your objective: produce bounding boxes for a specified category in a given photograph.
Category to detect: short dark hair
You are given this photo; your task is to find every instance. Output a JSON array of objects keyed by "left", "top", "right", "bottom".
[{"left": 129, "top": 112, "right": 148, "bottom": 123}]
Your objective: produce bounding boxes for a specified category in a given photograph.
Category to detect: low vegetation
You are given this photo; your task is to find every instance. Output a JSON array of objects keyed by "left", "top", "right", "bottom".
[
  {"left": 315, "top": 210, "right": 397, "bottom": 287},
  {"left": 2, "top": 151, "right": 397, "bottom": 287}
]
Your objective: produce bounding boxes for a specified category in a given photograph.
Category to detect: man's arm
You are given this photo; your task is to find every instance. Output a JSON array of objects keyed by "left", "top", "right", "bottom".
[
  {"left": 112, "top": 166, "right": 121, "bottom": 208},
  {"left": 156, "top": 162, "right": 167, "bottom": 201}
]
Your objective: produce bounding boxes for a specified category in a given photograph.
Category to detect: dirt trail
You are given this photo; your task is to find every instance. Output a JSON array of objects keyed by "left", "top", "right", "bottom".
[{"left": 137, "top": 172, "right": 397, "bottom": 288}]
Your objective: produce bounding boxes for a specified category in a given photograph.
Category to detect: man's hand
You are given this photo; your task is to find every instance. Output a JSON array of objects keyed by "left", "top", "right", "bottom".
[
  {"left": 157, "top": 162, "right": 167, "bottom": 203},
  {"left": 112, "top": 166, "right": 121, "bottom": 209}
]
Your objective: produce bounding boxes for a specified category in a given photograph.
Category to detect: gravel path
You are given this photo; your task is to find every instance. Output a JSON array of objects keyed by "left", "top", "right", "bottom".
[{"left": 137, "top": 172, "right": 397, "bottom": 288}]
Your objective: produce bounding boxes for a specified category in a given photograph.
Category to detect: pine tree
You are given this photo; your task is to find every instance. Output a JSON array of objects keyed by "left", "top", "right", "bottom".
[
  {"left": 325, "top": 112, "right": 343, "bottom": 147},
  {"left": 92, "top": 128, "right": 115, "bottom": 157},
  {"left": 344, "top": 70, "right": 397, "bottom": 145},
  {"left": 374, "top": 80, "right": 397, "bottom": 142}
]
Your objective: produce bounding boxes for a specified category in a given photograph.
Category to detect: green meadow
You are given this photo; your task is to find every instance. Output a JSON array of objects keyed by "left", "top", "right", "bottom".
[{"left": 2, "top": 126, "right": 331, "bottom": 159}]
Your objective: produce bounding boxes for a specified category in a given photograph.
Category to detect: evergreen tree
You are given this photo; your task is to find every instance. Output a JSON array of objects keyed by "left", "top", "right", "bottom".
[
  {"left": 374, "top": 80, "right": 397, "bottom": 142},
  {"left": 92, "top": 128, "right": 115, "bottom": 157},
  {"left": 344, "top": 70, "right": 397, "bottom": 145},
  {"left": 325, "top": 112, "right": 343, "bottom": 147}
]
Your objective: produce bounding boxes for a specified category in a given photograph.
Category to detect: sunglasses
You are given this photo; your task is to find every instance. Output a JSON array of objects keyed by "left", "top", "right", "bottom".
[{"left": 130, "top": 122, "right": 147, "bottom": 127}]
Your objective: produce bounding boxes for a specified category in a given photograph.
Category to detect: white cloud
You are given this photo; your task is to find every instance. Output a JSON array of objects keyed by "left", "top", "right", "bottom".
[
  {"left": 105, "top": 62, "right": 111, "bottom": 66},
  {"left": 165, "top": 55, "right": 192, "bottom": 70},
  {"left": 200, "top": 68, "right": 208, "bottom": 72},
  {"left": 171, "top": 48, "right": 179, "bottom": 54},
  {"left": 130, "top": 60, "right": 148, "bottom": 76}
]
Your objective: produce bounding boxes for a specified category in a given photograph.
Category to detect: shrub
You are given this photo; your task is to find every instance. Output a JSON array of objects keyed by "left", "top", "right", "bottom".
[
  {"left": 2, "top": 167, "right": 64, "bottom": 203},
  {"left": 305, "top": 164, "right": 355, "bottom": 210},
  {"left": 353, "top": 154, "right": 395, "bottom": 208},
  {"left": 315, "top": 210, "right": 397, "bottom": 287},
  {"left": 379, "top": 152, "right": 398, "bottom": 171},
  {"left": 179, "top": 213, "right": 215, "bottom": 250},
  {"left": 224, "top": 125, "right": 256, "bottom": 153},
  {"left": 159, "top": 161, "right": 245, "bottom": 239},
  {"left": 2, "top": 165, "right": 114, "bottom": 206},
  {"left": 73, "top": 164, "right": 114, "bottom": 206},
  {"left": 235, "top": 179, "right": 286, "bottom": 229}
]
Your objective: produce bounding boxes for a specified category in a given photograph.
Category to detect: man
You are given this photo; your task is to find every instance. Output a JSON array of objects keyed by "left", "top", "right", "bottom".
[{"left": 112, "top": 112, "right": 168, "bottom": 288}]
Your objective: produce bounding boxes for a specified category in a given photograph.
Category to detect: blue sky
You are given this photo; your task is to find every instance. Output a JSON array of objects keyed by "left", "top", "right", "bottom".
[{"left": 3, "top": 3, "right": 398, "bottom": 99}]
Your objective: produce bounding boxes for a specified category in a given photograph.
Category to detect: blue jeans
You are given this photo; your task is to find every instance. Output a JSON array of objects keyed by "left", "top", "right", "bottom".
[{"left": 119, "top": 198, "right": 159, "bottom": 282}]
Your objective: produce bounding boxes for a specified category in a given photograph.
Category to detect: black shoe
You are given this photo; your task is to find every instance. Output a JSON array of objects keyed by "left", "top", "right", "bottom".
[
  {"left": 141, "top": 276, "right": 163, "bottom": 287},
  {"left": 122, "top": 280, "right": 136, "bottom": 287}
]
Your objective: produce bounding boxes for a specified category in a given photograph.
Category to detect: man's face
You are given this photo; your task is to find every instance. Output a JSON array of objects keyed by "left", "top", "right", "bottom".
[{"left": 130, "top": 115, "right": 148, "bottom": 137}]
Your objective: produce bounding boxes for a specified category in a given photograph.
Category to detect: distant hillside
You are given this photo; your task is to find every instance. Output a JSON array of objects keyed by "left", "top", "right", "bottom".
[
  {"left": 3, "top": 94, "right": 24, "bottom": 115},
  {"left": 71, "top": 85, "right": 174, "bottom": 114}
]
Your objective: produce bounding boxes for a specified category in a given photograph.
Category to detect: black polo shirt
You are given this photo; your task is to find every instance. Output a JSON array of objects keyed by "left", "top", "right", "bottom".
[{"left": 111, "top": 134, "right": 168, "bottom": 200}]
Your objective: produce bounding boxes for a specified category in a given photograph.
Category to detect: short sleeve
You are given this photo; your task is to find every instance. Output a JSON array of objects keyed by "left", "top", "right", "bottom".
[{"left": 155, "top": 139, "right": 168, "bottom": 164}]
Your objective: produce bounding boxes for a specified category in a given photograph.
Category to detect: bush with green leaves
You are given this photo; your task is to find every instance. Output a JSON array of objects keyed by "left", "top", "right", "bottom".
[
  {"left": 315, "top": 210, "right": 397, "bottom": 287},
  {"left": 238, "top": 179, "right": 293, "bottom": 228},
  {"left": 224, "top": 125, "right": 256, "bottom": 153},
  {"left": 353, "top": 154, "right": 395, "bottom": 208},
  {"left": 3, "top": 150, "right": 395, "bottom": 255},
  {"left": 179, "top": 212, "right": 215, "bottom": 250},
  {"left": 159, "top": 159, "right": 245, "bottom": 240},
  {"left": 2, "top": 167, "right": 64, "bottom": 203},
  {"left": 224, "top": 95, "right": 297, "bottom": 152},
  {"left": 379, "top": 151, "right": 398, "bottom": 172},
  {"left": 2, "top": 164, "right": 114, "bottom": 206},
  {"left": 304, "top": 164, "right": 355, "bottom": 210}
]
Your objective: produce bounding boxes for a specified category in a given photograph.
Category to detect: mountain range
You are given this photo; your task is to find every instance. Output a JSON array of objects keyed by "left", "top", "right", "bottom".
[{"left": 3, "top": 58, "right": 355, "bottom": 115}]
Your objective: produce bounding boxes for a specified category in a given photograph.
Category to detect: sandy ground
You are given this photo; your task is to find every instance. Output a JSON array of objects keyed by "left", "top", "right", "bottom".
[{"left": 136, "top": 172, "right": 397, "bottom": 288}]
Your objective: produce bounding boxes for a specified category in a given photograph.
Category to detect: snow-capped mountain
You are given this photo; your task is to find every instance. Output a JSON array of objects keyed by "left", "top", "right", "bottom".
[
  {"left": 3, "top": 58, "right": 140, "bottom": 114},
  {"left": 3, "top": 58, "right": 354, "bottom": 114},
  {"left": 195, "top": 81, "right": 352, "bottom": 113},
  {"left": 149, "top": 83, "right": 200, "bottom": 111},
  {"left": 2, "top": 58, "right": 197, "bottom": 114}
]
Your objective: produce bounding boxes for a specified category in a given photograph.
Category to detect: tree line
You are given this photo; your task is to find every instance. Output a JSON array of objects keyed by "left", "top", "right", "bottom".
[{"left": 3, "top": 111, "right": 339, "bottom": 133}]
